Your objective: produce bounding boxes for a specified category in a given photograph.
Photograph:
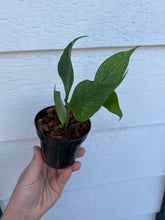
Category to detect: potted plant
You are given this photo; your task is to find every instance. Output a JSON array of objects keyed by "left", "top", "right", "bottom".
[{"left": 34, "top": 36, "right": 138, "bottom": 169}]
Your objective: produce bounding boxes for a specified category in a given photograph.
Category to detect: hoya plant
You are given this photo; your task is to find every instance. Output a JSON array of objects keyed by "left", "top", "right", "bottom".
[{"left": 54, "top": 36, "right": 137, "bottom": 128}]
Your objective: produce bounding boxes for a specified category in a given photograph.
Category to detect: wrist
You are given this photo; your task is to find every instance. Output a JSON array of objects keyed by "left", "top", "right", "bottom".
[
  {"left": 1, "top": 204, "right": 25, "bottom": 220},
  {"left": 1, "top": 203, "right": 39, "bottom": 220}
]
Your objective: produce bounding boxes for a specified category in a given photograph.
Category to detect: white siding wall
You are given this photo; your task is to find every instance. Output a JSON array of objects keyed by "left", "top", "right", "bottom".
[{"left": 0, "top": 1, "right": 165, "bottom": 219}]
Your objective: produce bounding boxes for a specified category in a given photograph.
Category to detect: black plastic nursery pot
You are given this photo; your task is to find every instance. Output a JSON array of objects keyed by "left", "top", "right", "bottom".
[{"left": 34, "top": 106, "right": 91, "bottom": 169}]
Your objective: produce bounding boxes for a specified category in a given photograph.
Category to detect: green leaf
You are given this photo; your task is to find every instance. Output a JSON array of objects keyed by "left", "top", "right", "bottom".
[
  {"left": 67, "top": 46, "right": 138, "bottom": 123},
  {"left": 69, "top": 66, "right": 127, "bottom": 122},
  {"left": 94, "top": 47, "right": 138, "bottom": 84},
  {"left": 54, "top": 89, "right": 67, "bottom": 127},
  {"left": 69, "top": 80, "right": 107, "bottom": 121},
  {"left": 103, "top": 91, "right": 123, "bottom": 119},
  {"left": 58, "top": 36, "right": 88, "bottom": 103},
  {"left": 94, "top": 47, "right": 137, "bottom": 120}
]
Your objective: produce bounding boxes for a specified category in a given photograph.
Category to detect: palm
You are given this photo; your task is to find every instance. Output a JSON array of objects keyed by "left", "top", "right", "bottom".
[
  {"left": 30, "top": 163, "right": 72, "bottom": 219},
  {"left": 12, "top": 146, "right": 84, "bottom": 220}
]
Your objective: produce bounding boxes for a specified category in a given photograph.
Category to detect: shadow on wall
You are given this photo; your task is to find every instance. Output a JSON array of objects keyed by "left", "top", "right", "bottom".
[
  {"left": 0, "top": 207, "right": 2, "bottom": 218},
  {"left": 155, "top": 191, "right": 165, "bottom": 220}
]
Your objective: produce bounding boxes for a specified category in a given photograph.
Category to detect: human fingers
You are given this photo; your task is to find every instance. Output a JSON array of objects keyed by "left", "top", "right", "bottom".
[
  {"left": 71, "top": 161, "right": 81, "bottom": 171},
  {"left": 48, "top": 148, "right": 84, "bottom": 185},
  {"left": 55, "top": 161, "right": 81, "bottom": 189},
  {"left": 55, "top": 167, "right": 72, "bottom": 193},
  {"left": 44, "top": 147, "right": 84, "bottom": 178},
  {"left": 77, "top": 147, "right": 85, "bottom": 158},
  {"left": 50, "top": 161, "right": 81, "bottom": 196}
]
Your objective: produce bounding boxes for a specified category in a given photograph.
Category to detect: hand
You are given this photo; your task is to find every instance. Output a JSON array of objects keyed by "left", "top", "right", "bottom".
[{"left": 2, "top": 146, "right": 85, "bottom": 220}]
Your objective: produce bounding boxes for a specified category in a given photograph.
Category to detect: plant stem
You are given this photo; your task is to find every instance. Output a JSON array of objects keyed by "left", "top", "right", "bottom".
[{"left": 65, "top": 102, "right": 70, "bottom": 128}]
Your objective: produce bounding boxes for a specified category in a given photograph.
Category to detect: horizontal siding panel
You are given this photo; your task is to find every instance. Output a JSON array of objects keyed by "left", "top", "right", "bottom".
[
  {"left": 0, "top": 203, "right": 156, "bottom": 220},
  {"left": 0, "top": 124, "right": 165, "bottom": 199},
  {"left": 42, "top": 176, "right": 165, "bottom": 219},
  {"left": 0, "top": 46, "right": 165, "bottom": 141},
  {"left": 120, "top": 213, "right": 156, "bottom": 220},
  {"left": 0, "top": 177, "right": 163, "bottom": 220},
  {"left": 0, "top": 0, "right": 165, "bottom": 52}
]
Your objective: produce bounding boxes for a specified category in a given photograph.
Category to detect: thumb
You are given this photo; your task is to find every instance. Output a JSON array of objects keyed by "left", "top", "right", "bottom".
[{"left": 21, "top": 146, "right": 43, "bottom": 184}]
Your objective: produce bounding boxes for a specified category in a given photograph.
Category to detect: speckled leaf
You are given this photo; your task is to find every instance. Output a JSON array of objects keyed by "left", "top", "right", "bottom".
[
  {"left": 69, "top": 80, "right": 107, "bottom": 121},
  {"left": 54, "top": 89, "right": 67, "bottom": 127},
  {"left": 103, "top": 91, "right": 123, "bottom": 119},
  {"left": 58, "top": 36, "right": 87, "bottom": 102},
  {"left": 69, "top": 74, "right": 126, "bottom": 122},
  {"left": 94, "top": 47, "right": 138, "bottom": 84},
  {"left": 69, "top": 64, "right": 129, "bottom": 122}
]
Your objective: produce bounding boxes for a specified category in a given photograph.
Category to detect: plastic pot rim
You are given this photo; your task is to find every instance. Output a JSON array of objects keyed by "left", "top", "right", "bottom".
[{"left": 34, "top": 105, "right": 91, "bottom": 144}]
